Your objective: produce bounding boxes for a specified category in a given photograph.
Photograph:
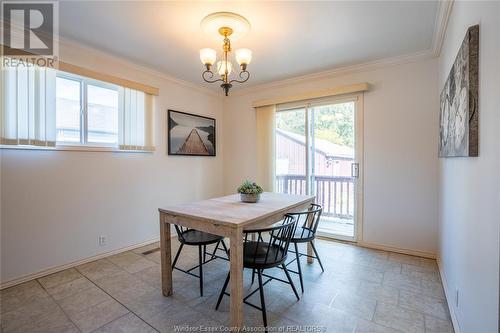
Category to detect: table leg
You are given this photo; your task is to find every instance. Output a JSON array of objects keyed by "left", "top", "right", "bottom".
[
  {"left": 229, "top": 228, "right": 244, "bottom": 329},
  {"left": 307, "top": 240, "right": 314, "bottom": 264},
  {"left": 160, "top": 214, "right": 172, "bottom": 296}
]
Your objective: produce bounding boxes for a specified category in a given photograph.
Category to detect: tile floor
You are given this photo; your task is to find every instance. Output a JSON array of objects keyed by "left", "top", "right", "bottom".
[{"left": 0, "top": 239, "right": 454, "bottom": 333}]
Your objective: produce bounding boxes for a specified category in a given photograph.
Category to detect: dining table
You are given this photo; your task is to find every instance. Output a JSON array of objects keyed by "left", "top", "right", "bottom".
[{"left": 158, "top": 192, "right": 315, "bottom": 329}]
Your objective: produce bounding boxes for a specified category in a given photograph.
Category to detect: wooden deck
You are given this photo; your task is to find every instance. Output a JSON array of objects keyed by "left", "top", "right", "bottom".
[{"left": 178, "top": 129, "right": 209, "bottom": 155}]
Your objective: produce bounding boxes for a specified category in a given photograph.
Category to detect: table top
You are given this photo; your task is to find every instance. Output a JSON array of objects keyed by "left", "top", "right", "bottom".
[{"left": 159, "top": 192, "right": 314, "bottom": 228}]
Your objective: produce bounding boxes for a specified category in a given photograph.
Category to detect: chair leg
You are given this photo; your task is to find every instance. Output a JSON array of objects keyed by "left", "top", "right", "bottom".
[
  {"left": 216, "top": 272, "right": 230, "bottom": 310},
  {"left": 310, "top": 241, "right": 324, "bottom": 272},
  {"left": 198, "top": 245, "right": 204, "bottom": 297},
  {"left": 282, "top": 263, "right": 300, "bottom": 301},
  {"left": 220, "top": 240, "right": 229, "bottom": 257},
  {"left": 172, "top": 243, "right": 184, "bottom": 269},
  {"left": 211, "top": 241, "right": 220, "bottom": 260},
  {"left": 294, "top": 242, "right": 304, "bottom": 293},
  {"left": 251, "top": 268, "right": 256, "bottom": 284},
  {"left": 203, "top": 245, "right": 207, "bottom": 263},
  {"left": 257, "top": 269, "right": 267, "bottom": 327}
]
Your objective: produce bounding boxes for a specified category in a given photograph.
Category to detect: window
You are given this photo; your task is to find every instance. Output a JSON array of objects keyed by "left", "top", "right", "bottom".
[
  {"left": 56, "top": 74, "right": 119, "bottom": 146},
  {"left": 1, "top": 60, "right": 155, "bottom": 151}
]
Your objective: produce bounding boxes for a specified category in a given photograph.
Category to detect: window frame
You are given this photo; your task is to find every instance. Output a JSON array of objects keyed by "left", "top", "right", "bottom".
[{"left": 56, "top": 71, "right": 120, "bottom": 148}]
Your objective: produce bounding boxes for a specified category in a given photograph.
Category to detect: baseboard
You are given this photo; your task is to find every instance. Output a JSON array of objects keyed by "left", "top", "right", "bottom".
[
  {"left": 436, "top": 256, "right": 461, "bottom": 333},
  {"left": 0, "top": 237, "right": 162, "bottom": 290},
  {"left": 357, "top": 240, "right": 436, "bottom": 259}
]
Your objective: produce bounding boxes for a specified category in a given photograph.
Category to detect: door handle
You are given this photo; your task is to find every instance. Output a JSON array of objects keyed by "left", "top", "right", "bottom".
[{"left": 351, "top": 163, "right": 359, "bottom": 179}]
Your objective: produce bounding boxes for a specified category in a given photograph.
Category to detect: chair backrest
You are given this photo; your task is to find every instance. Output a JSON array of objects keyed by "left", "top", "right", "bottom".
[
  {"left": 243, "top": 215, "right": 297, "bottom": 266},
  {"left": 174, "top": 225, "right": 190, "bottom": 242},
  {"left": 286, "top": 204, "right": 323, "bottom": 237}
]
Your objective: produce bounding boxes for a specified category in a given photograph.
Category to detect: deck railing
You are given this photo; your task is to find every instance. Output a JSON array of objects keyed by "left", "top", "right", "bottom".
[{"left": 276, "top": 174, "right": 354, "bottom": 219}]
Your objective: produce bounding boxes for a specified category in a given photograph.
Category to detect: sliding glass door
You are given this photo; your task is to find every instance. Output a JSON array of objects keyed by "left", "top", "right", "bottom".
[{"left": 275, "top": 96, "right": 362, "bottom": 241}]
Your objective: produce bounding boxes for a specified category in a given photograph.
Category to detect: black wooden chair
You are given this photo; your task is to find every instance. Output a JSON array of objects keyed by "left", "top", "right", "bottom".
[
  {"left": 172, "top": 225, "right": 228, "bottom": 297},
  {"left": 215, "top": 215, "right": 299, "bottom": 327},
  {"left": 281, "top": 204, "right": 323, "bottom": 293}
]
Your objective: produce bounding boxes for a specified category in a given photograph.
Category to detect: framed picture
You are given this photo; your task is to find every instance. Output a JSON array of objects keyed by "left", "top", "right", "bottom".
[
  {"left": 439, "top": 25, "right": 479, "bottom": 157},
  {"left": 167, "top": 110, "right": 216, "bottom": 156}
]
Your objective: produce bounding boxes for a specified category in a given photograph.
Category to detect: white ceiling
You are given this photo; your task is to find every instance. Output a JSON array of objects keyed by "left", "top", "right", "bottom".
[{"left": 59, "top": 1, "right": 439, "bottom": 89}]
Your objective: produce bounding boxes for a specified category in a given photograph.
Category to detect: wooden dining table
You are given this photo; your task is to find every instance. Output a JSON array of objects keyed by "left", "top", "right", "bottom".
[{"left": 158, "top": 192, "right": 315, "bottom": 329}]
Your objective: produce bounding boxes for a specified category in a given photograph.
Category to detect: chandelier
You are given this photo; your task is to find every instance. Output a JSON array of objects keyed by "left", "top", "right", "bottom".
[{"left": 199, "top": 12, "right": 252, "bottom": 96}]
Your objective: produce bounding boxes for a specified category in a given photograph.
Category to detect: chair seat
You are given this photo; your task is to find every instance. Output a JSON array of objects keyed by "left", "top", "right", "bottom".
[
  {"left": 243, "top": 241, "right": 286, "bottom": 269},
  {"left": 178, "top": 230, "right": 224, "bottom": 245},
  {"left": 271, "top": 226, "right": 315, "bottom": 243}
]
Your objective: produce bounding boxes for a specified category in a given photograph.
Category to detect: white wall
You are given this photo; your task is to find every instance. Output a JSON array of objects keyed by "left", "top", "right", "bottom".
[
  {"left": 223, "top": 59, "right": 440, "bottom": 255},
  {"left": 0, "top": 42, "right": 225, "bottom": 284},
  {"left": 437, "top": 2, "right": 500, "bottom": 332}
]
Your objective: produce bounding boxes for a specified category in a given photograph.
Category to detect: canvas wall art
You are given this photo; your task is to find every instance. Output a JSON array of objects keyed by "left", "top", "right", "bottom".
[
  {"left": 439, "top": 25, "right": 479, "bottom": 157},
  {"left": 168, "top": 110, "right": 216, "bottom": 156}
]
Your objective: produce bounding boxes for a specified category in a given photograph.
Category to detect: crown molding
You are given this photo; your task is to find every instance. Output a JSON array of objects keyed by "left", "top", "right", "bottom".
[
  {"left": 231, "top": 49, "right": 435, "bottom": 96},
  {"left": 431, "top": 0, "right": 454, "bottom": 57},
  {"left": 56, "top": 37, "right": 222, "bottom": 99}
]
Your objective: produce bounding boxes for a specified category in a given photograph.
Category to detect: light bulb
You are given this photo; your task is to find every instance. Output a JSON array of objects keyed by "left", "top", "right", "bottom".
[
  {"left": 235, "top": 48, "right": 252, "bottom": 66},
  {"left": 199, "top": 48, "right": 216, "bottom": 66},
  {"left": 217, "top": 60, "right": 232, "bottom": 76}
]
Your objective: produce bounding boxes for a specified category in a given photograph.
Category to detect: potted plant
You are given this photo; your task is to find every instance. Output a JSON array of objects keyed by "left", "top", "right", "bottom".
[{"left": 237, "top": 180, "right": 263, "bottom": 203}]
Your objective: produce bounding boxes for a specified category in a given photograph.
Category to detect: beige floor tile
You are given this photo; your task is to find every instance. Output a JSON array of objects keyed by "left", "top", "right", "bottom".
[
  {"left": 38, "top": 269, "right": 82, "bottom": 289},
  {"left": 373, "top": 302, "right": 425, "bottom": 333},
  {"left": 1, "top": 295, "right": 60, "bottom": 333},
  {"left": 57, "top": 285, "right": 112, "bottom": 317},
  {"left": 144, "top": 251, "right": 162, "bottom": 264},
  {"left": 388, "top": 253, "right": 422, "bottom": 266},
  {"left": 69, "top": 299, "right": 129, "bottom": 333},
  {"left": 383, "top": 271, "right": 422, "bottom": 293},
  {"left": 424, "top": 315, "right": 454, "bottom": 333},
  {"left": 7, "top": 308, "right": 78, "bottom": 333},
  {"left": 401, "top": 264, "right": 441, "bottom": 282},
  {"left": 355, "top": 280, "right": 399, "bottom": 305},
  {"left": 133, "top": 265, "right": 162, "bottom": 290},
  {"left": 94, "top": 270, "right": 156, "bottom": 299},
  {"left": 0, "top": 280, "right": 49, "bottom": 314},
  {"left": 92, "top": 313, "right": 156, "bottom": 333},
  {"left": 146, "top": 299, "right": 213, "bottom": 333},
  {"left": 421, "top": 279, "right": 446, "bottom": 299},
  {"left": 117, "top": 289, "right": 176, "bottom": 320},
  {"left": 330, "top": 291, "right": 377, "bottom": 321},
  {"left": 355, "top": 318, "right": 404, "bottom": 333},
  {"left": 45, "top": 276, "right": 95, "bottom": 301},
  {"left": 419, "top": 258, "right": 439, "bottom": 271},
  {"left": 77, "top": 259, "right": 123, "bottom": 281},
  {"left": 399, "top": 290, "right": 450, "bottom": 320},
  {"left": 108, "top": 252, "right": 157, "bottom": 274}
]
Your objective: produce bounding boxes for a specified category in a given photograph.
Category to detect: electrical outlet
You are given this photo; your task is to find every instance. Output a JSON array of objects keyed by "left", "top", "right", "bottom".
[
  {"left": 455, "top": 289, "right": 459, "bottom": 308},
  {"left": 98, "top": 236, "right": 106, "bottom": 246}
]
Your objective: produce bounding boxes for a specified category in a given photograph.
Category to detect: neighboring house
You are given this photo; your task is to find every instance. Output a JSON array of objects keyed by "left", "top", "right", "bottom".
[{"left": 276, "top": 129, "right": 354, "bottom": 177}]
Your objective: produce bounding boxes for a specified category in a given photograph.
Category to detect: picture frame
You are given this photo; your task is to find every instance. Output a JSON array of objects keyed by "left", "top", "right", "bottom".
[
  {"left": 438, "top": 25, "right": 479, "bottom": 157},
  {"left": 167, "top": 109, "right": 216, "bottom": 156}
]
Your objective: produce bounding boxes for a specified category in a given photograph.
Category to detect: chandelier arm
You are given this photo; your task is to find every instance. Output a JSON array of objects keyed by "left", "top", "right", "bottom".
[
  {"left": 229, "top": 70, "right": 250, "bottom": 84},
  {"left": 202, "top": 70, "right": 224, "bottom": 84}
]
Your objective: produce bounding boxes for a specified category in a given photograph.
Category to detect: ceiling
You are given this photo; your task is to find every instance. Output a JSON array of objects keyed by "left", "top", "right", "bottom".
[{"left": 59, "top": 1, "right": 439, "bottom": 90}]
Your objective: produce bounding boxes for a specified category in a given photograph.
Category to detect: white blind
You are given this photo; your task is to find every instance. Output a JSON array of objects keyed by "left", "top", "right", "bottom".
[
  {"left": 118, "top": 87, "right": 154, "bottom": 151},
  {"left": 1, "top": 65, "right": 57, "bottom": 146}
]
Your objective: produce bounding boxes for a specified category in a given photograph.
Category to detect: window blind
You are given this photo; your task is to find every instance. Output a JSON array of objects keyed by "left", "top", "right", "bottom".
[
  {"left": 118, "top": 87, "right": 155, "bottom": 151},
  {"left": 1, "top": 65, "right": 57, "bottom": 146}
]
